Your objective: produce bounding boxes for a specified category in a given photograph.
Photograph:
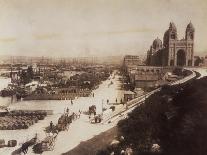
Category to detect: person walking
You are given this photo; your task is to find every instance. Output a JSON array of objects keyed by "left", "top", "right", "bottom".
[
  {"left": 120, "top": 98, "right": 123, "bottom": 104},
  {"left": 50, "top": 121, "right": 53, "bottom": 132},
  {"left": 66, "top": 107, "right": 69, "bottom": 116}
]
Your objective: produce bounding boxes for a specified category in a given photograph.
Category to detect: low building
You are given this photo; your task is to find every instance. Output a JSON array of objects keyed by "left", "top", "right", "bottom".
[
  {"left": 25, "top": 81, "right": 39, "bottom": 93},
  {"left": 127, "top": 66, "right": 174, "bottom": 89},
  {"left": 202, "top": 56, "right": 207, "bottom": 66},
  {"left": 123, "top": 55, "right": 141, "bottom": 73},
  {"left": 123, "top": 55, "right": 141, "bottom": 66},
  {"left": 134, "top": 72, "right": 160, "bottom": 88},
  {"left": 124, "top": 90, "right": 135, "bottom": 102}
]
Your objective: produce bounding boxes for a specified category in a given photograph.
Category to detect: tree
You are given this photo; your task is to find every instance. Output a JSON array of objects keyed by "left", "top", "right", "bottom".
[
  {"left": 27, "top": 66, "right": 34, "bottom": 80},
  {"left": 20, "top": 66, "right": 34, "bottom": 84}
]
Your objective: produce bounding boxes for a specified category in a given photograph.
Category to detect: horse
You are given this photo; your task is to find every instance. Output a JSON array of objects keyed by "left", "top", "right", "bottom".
[
  {"left": 32, "top": 134, "right": 58, "bottom": 153},
  {"left": 45, "top": 124, "right": 57, "bottom": 133},
  {"left": 20, "top": 137, "right": 37, "bottom": 154},
  {"left": 21, "top": 142, "right": 29, "bottom": 154},
  {"left": 77, "top": 111, "right": 81, "bottom": 119},
  {"left": 88, "top": 105, "right": 96, "bottom": 116},
  {"left": 68, "top": 115, "right": 73, "bottom": 123},
  {"left": 72, "top": 112, "right": 78, "bottom": 120}
]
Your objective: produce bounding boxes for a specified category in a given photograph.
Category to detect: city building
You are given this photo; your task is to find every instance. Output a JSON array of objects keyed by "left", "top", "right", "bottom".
[
  {"left": 147, "top": 22, "right": 195, "bottom": 66},
  {"left": 123, "top": 55, "right": 142, "bottom": 73},
  {"left": 123, "top": 55, "right": 141, "bottom": 67},
  {"left": 128, "top": 66, "right": 164, "bottom": 88},
  {"left": 202, "top": 56, "right": 207, "bottom": 66}
]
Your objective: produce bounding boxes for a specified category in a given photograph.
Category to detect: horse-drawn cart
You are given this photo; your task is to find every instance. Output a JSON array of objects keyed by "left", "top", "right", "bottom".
[
  {"left": 33, "top": 134, "right": 57, "bottom": 154},
  {"left": 33, "top": 112, "right": 75, "bottom": 154},
  {"left": 90, "top": 114, "right": 103, "bottom": 123},
  {"left": 41, "top": 135, "right": 56, "bottom": 151},
  {"left": 57, "top": 114, "right": 72, "bottom": 131}
]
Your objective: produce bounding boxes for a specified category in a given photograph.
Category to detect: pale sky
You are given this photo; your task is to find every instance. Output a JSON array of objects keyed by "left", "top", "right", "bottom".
[{"left": 0, "top": 0, "right": 206, "bottom": 57}]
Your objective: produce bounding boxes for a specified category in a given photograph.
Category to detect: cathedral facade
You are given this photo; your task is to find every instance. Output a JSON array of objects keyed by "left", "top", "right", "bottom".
[{"left": 147, "top": 22, "right": 195, "bottom": 66}]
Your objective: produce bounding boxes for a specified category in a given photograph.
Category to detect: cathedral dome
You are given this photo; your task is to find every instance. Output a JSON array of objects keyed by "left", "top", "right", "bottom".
[
  {"left": 186, "top": 22, "right": 195, "bottom": 31},
  {"left": 169, "top": 22, "right": 177, "bottom": 31},
  {"left": 152, "top": 38, "right": 162, "bottom": 49},
  {"left": 163, "top": 30, "right": 169, "bottom": 47}
]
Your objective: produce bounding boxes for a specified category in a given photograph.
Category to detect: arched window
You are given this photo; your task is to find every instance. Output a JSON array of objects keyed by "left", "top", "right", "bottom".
[
  {"left": 188, "top": 60, "right": 192, "bottom": 66},
  {"left": 171, "top": 33, "right": 175, "bottom": 39},
  {"left": 170, "top": 60, "right": 174, "bottom": 66},
  {"left": 177, "top": 50, "right": 186, "bottom": 66},
  {"left": 190, "top": 32, "right": 194, "bottom": 39}
]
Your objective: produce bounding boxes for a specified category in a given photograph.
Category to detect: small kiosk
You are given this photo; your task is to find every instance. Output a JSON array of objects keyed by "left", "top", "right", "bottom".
[{"left": 124, "top": 91, "right": 135, "bottom": 102}]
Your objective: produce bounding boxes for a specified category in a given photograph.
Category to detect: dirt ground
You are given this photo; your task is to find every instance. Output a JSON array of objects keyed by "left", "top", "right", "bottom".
[{"left": 62, "top": 126, "right": 118, "bottom": 155}]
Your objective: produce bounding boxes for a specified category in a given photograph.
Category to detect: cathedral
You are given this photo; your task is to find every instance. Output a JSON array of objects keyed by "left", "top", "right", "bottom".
[{"left": 147, "top": 22, "right": 195, "bottom": 66}]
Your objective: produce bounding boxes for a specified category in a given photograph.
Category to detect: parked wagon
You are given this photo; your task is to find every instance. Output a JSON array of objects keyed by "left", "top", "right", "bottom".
[
  {"left": 0, "top": 139, "right": 5, "bottom": 148},
  {"left": 0, "top": 110, "right": 47, "bottom": 130},
  {"left": 8, "top": 140, "right": 17, "bottom": 147},
  {"left": 0, "top": 139, "right": 17, "bottom": 148}
]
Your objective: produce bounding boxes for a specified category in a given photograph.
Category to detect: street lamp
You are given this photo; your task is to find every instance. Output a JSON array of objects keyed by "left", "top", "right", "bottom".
[
  {"left": 144, "top": 70, "right": 147, "bottom": 103},
  {"left": 102, "top": 99, "right": 104, "bottom": 115}
]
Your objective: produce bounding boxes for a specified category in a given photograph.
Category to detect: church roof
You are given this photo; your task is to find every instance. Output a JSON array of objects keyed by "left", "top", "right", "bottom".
[
  {"left": 152, "top": 37, "right": 162, "bottom": 48},
  {"left": 186, "top": 22, "right": 195, "bottom": 31},
  {"left": 169, "top": 22, "right": 177, "bottom": 31}
]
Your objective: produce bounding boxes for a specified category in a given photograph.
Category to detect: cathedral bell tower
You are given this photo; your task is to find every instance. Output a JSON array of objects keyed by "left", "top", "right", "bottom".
[
  {"left": 169, "top": 22, "right": 177, "bottom": 41},
  {"left": 185, "top": 22, "right": 195, "bottom": 66},
  {"left": 185, "top": 22, "right": 194, "bottom": 40},
  {"left": 163, "top": 22, "right": 178, "bottom": 66}
]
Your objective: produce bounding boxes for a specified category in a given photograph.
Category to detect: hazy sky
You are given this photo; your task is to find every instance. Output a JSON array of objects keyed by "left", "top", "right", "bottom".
[{"left": 0, "top": 0, "right": 206, "bottom": 57}]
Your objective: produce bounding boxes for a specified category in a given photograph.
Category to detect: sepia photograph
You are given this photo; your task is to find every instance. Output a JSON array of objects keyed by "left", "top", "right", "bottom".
[{"left": 0, "top": 0, "right": 207, "bottom": 155}]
